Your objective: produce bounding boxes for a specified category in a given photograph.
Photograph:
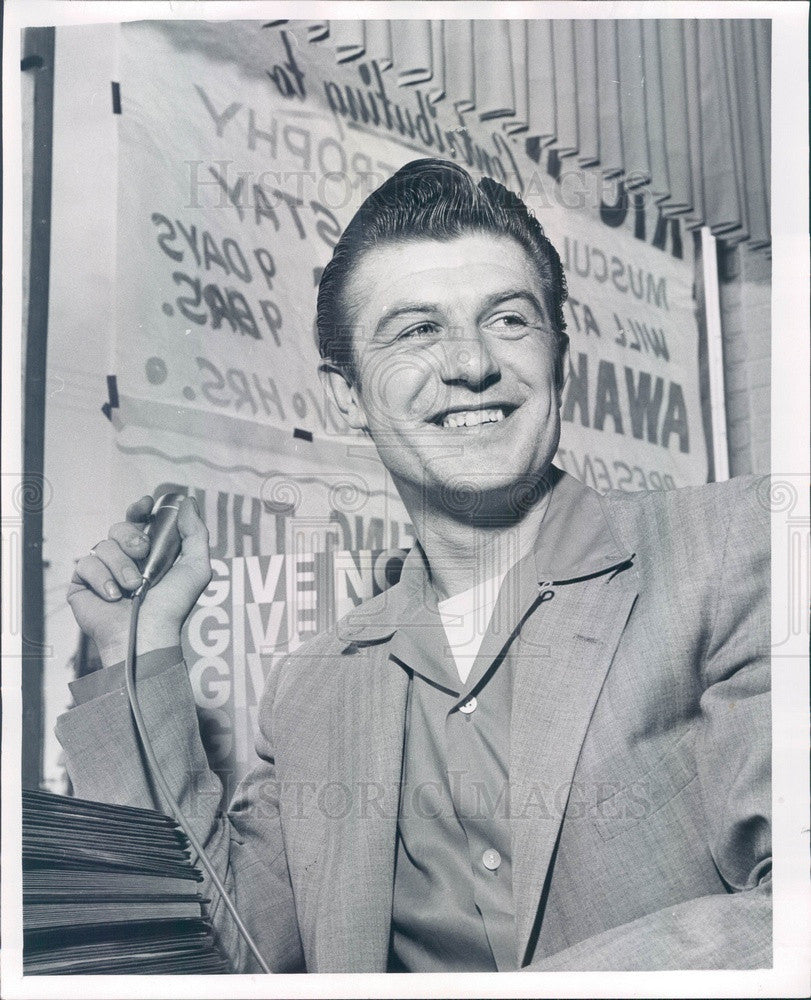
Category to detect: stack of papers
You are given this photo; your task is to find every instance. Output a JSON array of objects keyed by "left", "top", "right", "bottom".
[{"left": 22, "top": 789, "right": 229, "bottom": 974}]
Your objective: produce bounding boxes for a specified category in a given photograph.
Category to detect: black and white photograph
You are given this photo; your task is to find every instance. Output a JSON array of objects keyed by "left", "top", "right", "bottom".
[{"left": 2, "top": 1, "right": 809, "bottom": 996}]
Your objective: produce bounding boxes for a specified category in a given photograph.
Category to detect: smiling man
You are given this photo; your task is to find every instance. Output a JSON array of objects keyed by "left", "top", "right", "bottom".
[{"left": 59, "top": 159, "right": 771, "bottom": 973}]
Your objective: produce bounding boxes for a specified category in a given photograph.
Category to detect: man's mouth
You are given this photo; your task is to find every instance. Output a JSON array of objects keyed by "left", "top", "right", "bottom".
[{"left": 434, "top": 405, "right": 516, "bottom": 429}]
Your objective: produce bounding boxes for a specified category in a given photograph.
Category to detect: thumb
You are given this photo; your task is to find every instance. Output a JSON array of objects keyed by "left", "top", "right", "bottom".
[{"left": 176, "top": 496, "right": 211, "bottom": 572}]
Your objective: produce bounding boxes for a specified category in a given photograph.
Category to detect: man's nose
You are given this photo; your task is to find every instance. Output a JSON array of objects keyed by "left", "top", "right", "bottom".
[{"left": 438, "top": 329, "right": 500, "bottom": 388}]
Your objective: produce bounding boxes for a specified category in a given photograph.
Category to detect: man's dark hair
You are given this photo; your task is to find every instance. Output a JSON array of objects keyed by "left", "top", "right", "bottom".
[{"left": 316, "top": 157, "right": 569, "bottom": 386}]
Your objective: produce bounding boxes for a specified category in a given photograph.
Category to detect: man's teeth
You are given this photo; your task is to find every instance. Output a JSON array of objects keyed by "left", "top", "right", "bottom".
[{"left": 441, "top": 408, "right": 506, "bottom": 429}]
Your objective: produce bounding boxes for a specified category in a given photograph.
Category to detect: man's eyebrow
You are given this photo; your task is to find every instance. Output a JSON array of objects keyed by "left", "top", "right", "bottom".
[
  {"left": 374, "top": 303, "right": 441, "bottom": 336},
  {"left": 480, "top": 288, "right": 548, "bottom": 315}
]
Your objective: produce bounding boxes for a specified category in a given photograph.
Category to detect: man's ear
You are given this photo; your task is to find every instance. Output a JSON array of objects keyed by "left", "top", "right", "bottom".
[{"left": 318, "top": 363, "right": 368, "bottom": 431}]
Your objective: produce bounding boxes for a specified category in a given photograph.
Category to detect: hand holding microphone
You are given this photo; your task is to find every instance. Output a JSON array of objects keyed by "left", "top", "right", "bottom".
[{"left": 67, "top": 492, "right": 213, "bottom": 667}]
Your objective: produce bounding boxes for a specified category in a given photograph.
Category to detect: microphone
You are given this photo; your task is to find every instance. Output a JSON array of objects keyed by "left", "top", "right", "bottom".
[{"left": 133, "top": 492, "right": 185, "bottom": 597}]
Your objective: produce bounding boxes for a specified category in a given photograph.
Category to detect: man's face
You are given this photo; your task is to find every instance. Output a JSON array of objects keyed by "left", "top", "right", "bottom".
[{"left": 325, "top": 233, "right": 564, "bottom": 519}]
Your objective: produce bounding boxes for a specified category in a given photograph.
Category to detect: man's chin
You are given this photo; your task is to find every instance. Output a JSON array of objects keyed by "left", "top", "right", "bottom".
[{"left": 431, "top": 469, "right": 553, "bottom": 524}]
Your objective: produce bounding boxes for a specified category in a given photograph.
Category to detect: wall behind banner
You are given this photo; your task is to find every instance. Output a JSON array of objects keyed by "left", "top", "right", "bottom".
[{"left": 43, "top": 20, "right": 708, "bottom": 793}]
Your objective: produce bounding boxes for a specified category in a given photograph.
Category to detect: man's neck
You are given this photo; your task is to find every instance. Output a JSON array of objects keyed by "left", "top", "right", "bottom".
[{"left": 400, "top": 478, "right": 553, "bottom": 602}]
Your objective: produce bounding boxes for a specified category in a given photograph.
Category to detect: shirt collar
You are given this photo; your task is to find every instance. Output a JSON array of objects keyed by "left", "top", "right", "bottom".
[
  {"left": 335, "top": 541, "right": 434, "bottom": 647},
  {"left": 335, "top": 465, "right": 636, "bottom": 648},
  {"left": 530, "top": 466, "right": 636, "bottom": 586}
]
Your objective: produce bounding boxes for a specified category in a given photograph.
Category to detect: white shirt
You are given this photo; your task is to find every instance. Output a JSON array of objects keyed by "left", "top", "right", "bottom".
[
  {"left": 436, "top": 572, "right": 508, "bottom": 684},
  {"left": 431, "top": 501, "right": 550, "bottom": 684}
]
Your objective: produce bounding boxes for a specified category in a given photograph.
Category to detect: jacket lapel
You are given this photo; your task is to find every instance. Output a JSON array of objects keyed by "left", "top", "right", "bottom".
[{"left": 510, "top": 470, "right": 639, "bottom": 964}]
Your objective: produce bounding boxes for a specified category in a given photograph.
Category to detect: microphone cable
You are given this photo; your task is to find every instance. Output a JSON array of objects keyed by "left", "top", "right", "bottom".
[{"left": 125, "top": 587, "right": 272, "bottom": 974}]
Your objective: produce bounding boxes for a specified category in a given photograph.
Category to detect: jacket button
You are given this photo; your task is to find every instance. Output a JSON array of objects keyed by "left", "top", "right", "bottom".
[
  {"left": 482, "top": 848, "right": 501, "bottom": 871},
  {"left": 459, "top": 696, "right": 478, "bottom": 715}
]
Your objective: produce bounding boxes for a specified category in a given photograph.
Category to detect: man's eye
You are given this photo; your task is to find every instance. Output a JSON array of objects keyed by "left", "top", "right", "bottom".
[
  {"left": 399, "top": 321, "right": 438, "bottom": 340},
  {"left": 486, "top": 313, "right": 530, "bottom": 334}
]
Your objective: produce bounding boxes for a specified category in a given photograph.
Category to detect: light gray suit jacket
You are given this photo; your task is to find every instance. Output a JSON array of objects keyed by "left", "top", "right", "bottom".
[{"left": 56, "top": 470, "right": 771, "bottom": 972}]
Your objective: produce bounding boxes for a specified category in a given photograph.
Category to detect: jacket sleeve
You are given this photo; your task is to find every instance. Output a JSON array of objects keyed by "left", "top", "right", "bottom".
[
  {"left": 55, "top": 652, "right": 305, "bottom": 973},
  {"left": 526, "top": 476, "right": 772, "bottom": 971}
]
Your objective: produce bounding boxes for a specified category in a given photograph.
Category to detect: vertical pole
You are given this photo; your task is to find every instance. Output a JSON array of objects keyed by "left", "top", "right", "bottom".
[
  {"left": 693, "top": 230, "right": 716, "bottom": 483},
  {"left": 21, "top": 26, "right": 56, "bottom": 789},
  {"left": 700, "top": 225, "right": 730, "bottom": 483}
]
